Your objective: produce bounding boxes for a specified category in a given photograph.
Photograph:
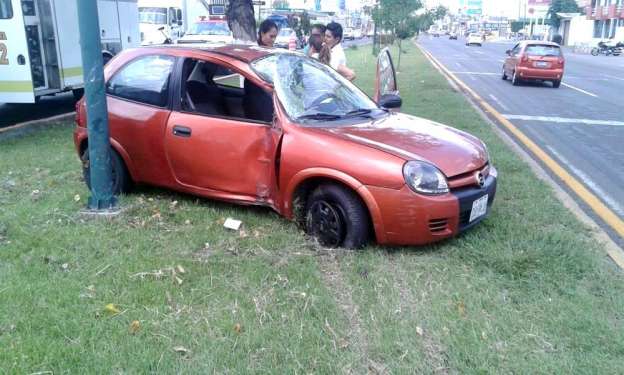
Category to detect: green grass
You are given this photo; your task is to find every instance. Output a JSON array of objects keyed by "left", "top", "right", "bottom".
[{"left": 1, "top": 42, "right": 623, "bottom": 373}]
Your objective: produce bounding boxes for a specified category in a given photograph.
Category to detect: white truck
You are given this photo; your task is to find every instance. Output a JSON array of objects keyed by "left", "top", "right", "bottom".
[
  {"left": 138, "top": 0, "right": 184, "bottom": 45},
  {"left": 0, "top": 0, "right": 139, "bottom": 104}
]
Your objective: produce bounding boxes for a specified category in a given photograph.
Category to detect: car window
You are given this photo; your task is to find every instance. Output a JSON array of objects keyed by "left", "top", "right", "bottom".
[
  {"left": 525, "top": 45, "right": 561, "bottom": 57},
  {"left": 180, "top": 58, "right": 274, "bottom": 123},
  {"left": 0, "top": 0, "right": 12, "bottom": 18},
  {"left": 106, "top": 55, "right": 175, "bottom": 107}
]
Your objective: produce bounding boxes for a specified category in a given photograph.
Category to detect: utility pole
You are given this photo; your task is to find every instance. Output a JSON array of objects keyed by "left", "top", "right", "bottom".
[{"left": 76, "top": 0, "right": 117, "bottom": 212}]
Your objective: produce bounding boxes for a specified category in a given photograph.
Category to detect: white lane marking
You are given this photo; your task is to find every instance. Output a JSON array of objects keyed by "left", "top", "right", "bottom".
[
  {"left": 546, "top": 146, "right": 624, "bottom": 217},
  {"left": 488, "top": 94, "right": 510, "bottom": 111},
  {"left": 602, "top": 74, "right": 624, "bottom": 82},
  {"left": 502, "top": 114, "right": 624, "bottom": 126},
  {"left": 561, "top": 82, "right": 598, "bottom": 98},
  {"left": 473, "top": 50, "right": 485, "bottom": 55},
  {"left": 450, "top": 71, "right": 499, "bottom": 75}
]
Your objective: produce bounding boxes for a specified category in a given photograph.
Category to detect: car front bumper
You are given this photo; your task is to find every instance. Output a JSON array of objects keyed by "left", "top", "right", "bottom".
[{"left": 366, "top": 167, "right": 497, "bottom": 246}]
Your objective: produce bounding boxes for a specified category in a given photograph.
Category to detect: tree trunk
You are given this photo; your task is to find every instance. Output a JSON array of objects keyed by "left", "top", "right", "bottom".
[{"left": 227, "top": 0, "right": 257, "bottom": 42}]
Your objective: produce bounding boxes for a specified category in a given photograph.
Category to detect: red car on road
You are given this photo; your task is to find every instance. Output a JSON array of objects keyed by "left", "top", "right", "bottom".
[
  {"left": 74, "top": 45, "right": 497, "bottom": 248},
  {"left": 502, "top": 41, "right": 564, "bottom": 88}
]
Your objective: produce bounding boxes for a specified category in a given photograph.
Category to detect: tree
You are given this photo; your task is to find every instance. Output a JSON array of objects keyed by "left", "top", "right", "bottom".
[
  {"left": 547, "top": 0, "right": 581, "bottom": 29},
  {"left": 227, "top": 0, "right": 257, "bottom": 42},
  {"left": 372, "top": 0, "right": 424, "bottom": 68}
]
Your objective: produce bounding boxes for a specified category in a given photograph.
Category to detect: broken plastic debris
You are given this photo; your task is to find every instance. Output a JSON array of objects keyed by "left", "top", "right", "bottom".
[{"left": 223, "top": 218, "right": 242, "bottom": 230}]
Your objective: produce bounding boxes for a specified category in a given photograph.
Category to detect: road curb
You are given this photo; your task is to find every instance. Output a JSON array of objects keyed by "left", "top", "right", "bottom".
[
  {"left": 0, "top": 112, "right": 75, "bottom": 137},
  {"left": 415, "top": 42, "right": 624, "bottom": 270}
]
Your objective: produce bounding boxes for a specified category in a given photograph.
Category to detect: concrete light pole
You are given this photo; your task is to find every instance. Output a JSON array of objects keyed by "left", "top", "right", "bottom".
[{"left": 76, "top": 0, "right": 117, "bottom": 212}]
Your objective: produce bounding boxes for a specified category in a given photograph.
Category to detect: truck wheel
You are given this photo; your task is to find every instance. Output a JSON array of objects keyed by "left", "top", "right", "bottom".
[
  {"left": 305, "top": 184, "right": 370, "bottom": 249},
  {"left": 81, "top": 147, "right": 132, "bottom": 195}
]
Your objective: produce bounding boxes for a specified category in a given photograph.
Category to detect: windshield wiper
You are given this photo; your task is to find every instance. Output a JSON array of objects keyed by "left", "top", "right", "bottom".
[{"left": 296, "top": 113, "right": 342, "bottom": 121}]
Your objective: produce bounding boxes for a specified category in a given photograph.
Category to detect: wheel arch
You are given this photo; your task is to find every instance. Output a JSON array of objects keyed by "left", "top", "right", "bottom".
[
  {"left": 79, "top": 138, "right": 137, "bottom": 182},
  {"left": 284, "top": 168, "right": 387, "bottom": 243}
]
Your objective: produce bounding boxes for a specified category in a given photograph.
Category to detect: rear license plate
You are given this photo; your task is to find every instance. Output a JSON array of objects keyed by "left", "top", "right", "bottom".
[
  {"left": 469, "top": 194, "right": 489, "bottom": 223},
  {"left": 534, "top": 61, "right": 549, "bottom": 68}
]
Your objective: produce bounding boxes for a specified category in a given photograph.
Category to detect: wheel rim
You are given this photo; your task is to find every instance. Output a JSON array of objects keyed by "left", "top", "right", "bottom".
[{"left": 307, "top": 200, "right": 346, "bottom": 247}]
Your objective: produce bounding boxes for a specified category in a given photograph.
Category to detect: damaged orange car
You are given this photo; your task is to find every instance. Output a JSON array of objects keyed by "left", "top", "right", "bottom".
[{"left": 74, "top": 45, "right": 497, "bottom": 248}]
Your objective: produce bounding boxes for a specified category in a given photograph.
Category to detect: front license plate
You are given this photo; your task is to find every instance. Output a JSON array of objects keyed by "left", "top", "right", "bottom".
[
  {"left": 535, "top": 61, "right": 549, "bottom": 68},
  {"left": 469, "top": 194, "right": 489, "bottom": 223}
]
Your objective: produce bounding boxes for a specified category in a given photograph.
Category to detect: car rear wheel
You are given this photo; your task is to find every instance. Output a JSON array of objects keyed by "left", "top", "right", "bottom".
[
  {"left": 81, "top": 147, "right": 132, "bottom": 195},
  {"left": 511, "top": 70, "right": 521, "bottom": 86},
  {"left": 552, "top": 80, "right": 561, "bottom": 88},
  {"left": 305, "top": 184, "right": 370, "bottom": 249}
]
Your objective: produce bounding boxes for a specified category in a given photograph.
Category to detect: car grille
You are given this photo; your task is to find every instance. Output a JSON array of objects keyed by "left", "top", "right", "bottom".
[{"left": 428, "top": 218, "right": 449, "bottom": 233}]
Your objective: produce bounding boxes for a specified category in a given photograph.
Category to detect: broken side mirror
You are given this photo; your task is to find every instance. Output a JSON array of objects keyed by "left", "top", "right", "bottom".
[
  {"left": 378, "top": 94, "right": 402, "bottom": 109},
  {"left": 506, "top": 49, "right": 512, "bottom": 55}
]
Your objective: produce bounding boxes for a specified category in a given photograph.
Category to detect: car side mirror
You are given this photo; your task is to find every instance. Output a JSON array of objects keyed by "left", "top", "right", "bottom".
[
  {"left": 378, "top": 94, "right": 402, "bottom": 109},
  {"left": 505, "top": 49, "right": 511, "bottom": 55}
]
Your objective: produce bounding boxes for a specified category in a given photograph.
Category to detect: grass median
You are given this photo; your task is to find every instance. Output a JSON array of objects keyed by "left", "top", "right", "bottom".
[{"left": 0, "top": 42, "right": 622, "bottom": 373}]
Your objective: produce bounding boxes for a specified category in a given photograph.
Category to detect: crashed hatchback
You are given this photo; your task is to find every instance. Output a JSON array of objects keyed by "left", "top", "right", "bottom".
[{"left": 74, "top": 45, "right": 497, "bottom": 248}]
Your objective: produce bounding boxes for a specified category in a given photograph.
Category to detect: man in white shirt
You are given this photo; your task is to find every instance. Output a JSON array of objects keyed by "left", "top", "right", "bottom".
[{"left": 325, "top": 22, "right": 356, "bottom": 81}]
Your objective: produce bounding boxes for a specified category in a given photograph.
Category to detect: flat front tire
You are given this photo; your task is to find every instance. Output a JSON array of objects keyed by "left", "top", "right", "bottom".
[
  {"left": 81, "top": 147, "right": 132, "bottom": 195},
  {"left": 305, "top": 184, "right": 370, "bottom": 249}
]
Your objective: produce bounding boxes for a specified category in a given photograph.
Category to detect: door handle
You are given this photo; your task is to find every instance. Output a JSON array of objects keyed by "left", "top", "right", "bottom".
[{"left": 172, "top": 125, "right": 191, "bottom": 137}]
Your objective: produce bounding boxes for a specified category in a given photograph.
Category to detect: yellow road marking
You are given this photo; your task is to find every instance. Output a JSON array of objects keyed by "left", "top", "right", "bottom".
[{"left": 416, "top": 43, "right": 624, "bottom": 269}]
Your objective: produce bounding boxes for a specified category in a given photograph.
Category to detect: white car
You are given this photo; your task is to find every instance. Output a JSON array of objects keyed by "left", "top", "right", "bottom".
[
  {"left": 343, "top": 27, "right": 356, "bottom": 40},
  {"left": 177, "top": 20, "right": 233, "bottom": 45},
  {"left": 275, "top": 28, "right": 298, "bottom": 49},
  {"left": 466, "top": 33, "right": 483, "bottom": 46}
]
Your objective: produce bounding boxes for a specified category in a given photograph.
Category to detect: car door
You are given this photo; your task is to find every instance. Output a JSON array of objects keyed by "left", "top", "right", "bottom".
[
  {"left": 164, "top": 56, "right": 281, "bottom": 204},
  {"left": 0, "top": 0, "right": 35, "bottom": 103},
  {"left": 505, "top": 44, "right": 521, "bottom": 75},
  {"left": 374, "top": 47, "right": 399, "bottom": 106},
  {"left": 105, "top": 54, "right": 177, "bottom": 186}
]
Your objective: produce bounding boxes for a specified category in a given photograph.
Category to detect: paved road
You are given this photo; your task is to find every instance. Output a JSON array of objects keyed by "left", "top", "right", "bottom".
[
  {"left": 0, "top": 92, "right": 76, "bottom": 129},
  {"left": 419, "top": 35, "right": 624, "bottom": 246}
]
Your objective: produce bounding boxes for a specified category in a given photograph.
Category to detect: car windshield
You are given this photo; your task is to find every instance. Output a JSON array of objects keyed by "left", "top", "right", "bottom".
[
  {"left": 525, "top": 45, "right": 561, "bottom": 57},
  {"left": 139, "top": 7, "right": 167, "bottom": 25},
  {"left": 187, "top": 22, "right": 230, "bottom": 36},
  {"left": 252, "top": 53, "right": 381, "bottom": 125}
]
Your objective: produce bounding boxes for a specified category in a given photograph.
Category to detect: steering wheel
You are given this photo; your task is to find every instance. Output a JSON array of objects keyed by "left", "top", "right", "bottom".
[{"left": 308, "top": 92, "right": 339, "bottom": 109}]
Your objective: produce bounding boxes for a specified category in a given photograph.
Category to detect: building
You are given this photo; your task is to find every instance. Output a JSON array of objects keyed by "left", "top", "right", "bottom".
[{"left": 584, "top": 0, "right": 624, "bottom": 39}]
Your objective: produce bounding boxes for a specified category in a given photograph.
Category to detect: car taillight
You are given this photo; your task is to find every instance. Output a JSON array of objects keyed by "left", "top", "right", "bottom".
[{"left": 558, "top": 58, "right": 564, "bottom": 68}]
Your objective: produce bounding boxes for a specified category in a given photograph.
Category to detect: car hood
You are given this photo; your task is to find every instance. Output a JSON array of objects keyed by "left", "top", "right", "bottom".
[{"left": 311, "top": 113, "right": 488, "bottom": 178}]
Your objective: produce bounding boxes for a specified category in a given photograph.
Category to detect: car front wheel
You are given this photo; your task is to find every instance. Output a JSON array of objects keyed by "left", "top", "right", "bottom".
[
  {"left": 305, "top": 184, "right": 370, "bottom": 249},
  {"left": 552, "top": 80, "right": 561, "bottom": 88},
  {"left": 81, "top": 147, "right": 132, "bottom": 195}
]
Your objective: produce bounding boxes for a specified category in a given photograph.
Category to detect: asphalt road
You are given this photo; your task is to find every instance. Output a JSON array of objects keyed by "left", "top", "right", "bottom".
[
  {"left": 419, "top": 35, "right": 624, "bottom": 247},
  {"left": 0, "top": 92, "right": 76, "bottom": 129}
]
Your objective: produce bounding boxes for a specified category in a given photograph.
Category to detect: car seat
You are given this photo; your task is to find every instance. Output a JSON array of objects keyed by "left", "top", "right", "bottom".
[{"left": 186, "top": 62, "right": 228, "bottom": 116}]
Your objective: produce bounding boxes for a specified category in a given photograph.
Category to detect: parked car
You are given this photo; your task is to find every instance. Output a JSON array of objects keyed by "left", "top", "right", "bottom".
[
  {"left": 177, "top": 19, "right": 233, "bottom": 45},
  {"left": 466, "top": 33, "right": 482, "bottom": 46},
  {"left": 74, "top": 45, "right": 497, "bottom": 248},
  {"left": 343, "top": 27, "right": 356, "bottom": 40},
  {"left": 274, "top": 27, "right": 299, "bottom": 49},
  {"left": 449, "top": 32, "right": 458, "bottom": 40},
  {"left": 502, "top": 41, "right": 564, "bottom": 88}
]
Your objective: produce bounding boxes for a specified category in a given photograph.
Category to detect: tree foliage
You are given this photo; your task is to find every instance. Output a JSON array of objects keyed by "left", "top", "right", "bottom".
[
  {"left": 547, "top": 0, "right": 581, "bottom": 29},
  {"left": 226, "top": 0, "right": 257, "bottom": 42}
]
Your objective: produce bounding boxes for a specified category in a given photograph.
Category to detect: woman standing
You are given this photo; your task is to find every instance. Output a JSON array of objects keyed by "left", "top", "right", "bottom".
[
  {"left": 307, "top": 34, "right": 331, "bottom": 65},
  {"left": 257, "top": 20, "right": 278, "bottom": 48}
]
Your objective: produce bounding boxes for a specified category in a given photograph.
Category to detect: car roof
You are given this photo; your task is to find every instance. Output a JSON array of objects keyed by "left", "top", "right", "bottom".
[
  {"left": 140, "top": 43, "right": 289, "bottom": 63},
  {"left": 519, "top": 40, "right": 560, "bottom": 47}
]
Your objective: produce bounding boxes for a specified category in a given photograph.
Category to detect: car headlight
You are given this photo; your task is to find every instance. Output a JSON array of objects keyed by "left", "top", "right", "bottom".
[{"left": 403, "top": 161, "right": 449, "bottom": 195}]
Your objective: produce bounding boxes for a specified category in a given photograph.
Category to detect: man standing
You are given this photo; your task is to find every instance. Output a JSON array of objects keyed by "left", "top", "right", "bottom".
[
  {"left": 325, "top": 22, "right": 355, "bottom": 81},
  {"left": 303, "top": 23, "right": 327, "bottom": 56}
]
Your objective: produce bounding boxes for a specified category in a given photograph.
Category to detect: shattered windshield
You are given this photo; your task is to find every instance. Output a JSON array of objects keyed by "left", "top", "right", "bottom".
[
  {"left": 251, "top": 54, "right": 380, "bottom": 124},
  {"left": 139, "top": 7, "right": 167, "bottom": 25}
]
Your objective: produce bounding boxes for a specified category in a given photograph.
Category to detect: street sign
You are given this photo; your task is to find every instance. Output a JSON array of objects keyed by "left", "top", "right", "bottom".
[{"left": 252, "top": 1, "right": 265, "bottom": 5}]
